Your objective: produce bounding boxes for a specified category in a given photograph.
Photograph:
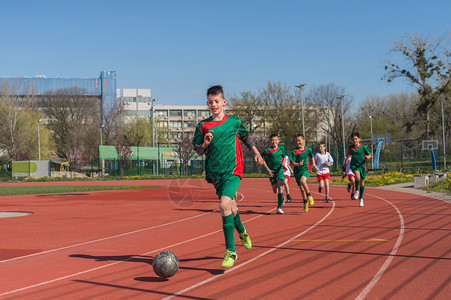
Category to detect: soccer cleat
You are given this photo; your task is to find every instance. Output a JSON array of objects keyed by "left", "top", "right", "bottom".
[
  {"left": 239, "top": 232, "right": 252, "bottom": 250},
  {"left": 286, "top": 195, "right": 292, "bottom": 203},
  {"left": 308, "top": 195, "right": 314, "bottom": 206},
  {"left": 277, "top": 207, "right": 284, "bottom": 214},
  {"left": 221, "top": 250, "right": 238, "bottom": 268},
  {"left": 347, "top": 183, "right": 351, "bottom": 193},
  {"left": 303, "top": 200, "right": 309, "bottom": 212},
  {"left": 319, "top": 186, "right": 322, "bottom": 193},
  {"left": 353, "top": 191, "right": 359, "bottom": 200},
  {"left": 359, "top": 198, "right": 364, "bottom": 207}
]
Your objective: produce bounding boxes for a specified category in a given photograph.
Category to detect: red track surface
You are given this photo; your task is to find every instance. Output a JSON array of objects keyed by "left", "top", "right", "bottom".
[{"left": 0, "top": 178, "right": 450, "bottom": 299}]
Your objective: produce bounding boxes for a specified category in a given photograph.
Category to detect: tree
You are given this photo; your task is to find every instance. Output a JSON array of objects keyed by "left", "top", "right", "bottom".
[
  {"left": 228, "top": 91, "right": 267, "bottom": 136},
  {"left": 0, "top": 82, "right": 37, "bottom": 161},
  {"left": 384, "top": 32, "right": 451, "bottom": 138},
  {"left": 39, "top": 87, "right": 102, "bottom": 159},
  {"left": 173, "top": 133, "right": 198, "bottom": 175},
  {"left": 307, "top": 83, "right": 355, "bottom": 154},
  {"left": 115, "top": 137, "right": 133, "bottom": 176}
]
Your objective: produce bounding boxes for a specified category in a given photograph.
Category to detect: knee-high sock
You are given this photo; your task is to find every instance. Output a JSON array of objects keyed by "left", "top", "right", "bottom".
[
  {"left": 234, "top": 212, "right": 245, "bottom": 234},
  {"left": 222, "top": 214, "right": 235, "bottom": 251},
  {"left": 278, "top": 193, "right": 284, "bottom": 208},
  {"left": 359, "top": 186, "right": 365, "bottom": 199},
  {"left": 355, "top": 181, "right": 360, "bottom": 191}
]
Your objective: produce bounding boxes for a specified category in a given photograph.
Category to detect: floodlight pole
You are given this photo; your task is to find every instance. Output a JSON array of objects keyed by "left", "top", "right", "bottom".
[
  {"left": 369, "top": 114, "right": 373, "bottom": 167},
  {"left": 295, "top": 84, "right": 307, "bottom": 136},
  {"left": 337, "top": 95, "right": 347, "bottom": 161},
  {"left": 151, "top": 98, "right": 158, "bottom": 147},
  {"left": 37, "top": 119, "right": 42, "bottom": 160},
  {"left": 442, "top": 98, "right": 447, "bottom": 170}
]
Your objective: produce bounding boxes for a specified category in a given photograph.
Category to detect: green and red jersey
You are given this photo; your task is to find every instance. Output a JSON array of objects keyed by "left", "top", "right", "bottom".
[
  {"left": 290, "top": 147, "right": 313, "bottom": 177},
  {"left": 261, "top": 145, "right": 286, "bottom": 173},
  {"left": 348, "top": 144, "right": 371, "bottom": 170},
  {"left": 192, "top": 114, "right": 251, "bottom": 183}
]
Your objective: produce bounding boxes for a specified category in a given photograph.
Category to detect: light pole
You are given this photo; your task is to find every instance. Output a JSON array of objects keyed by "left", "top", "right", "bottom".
[
  {"left": 369, "top": 114, "right": 373, "bottom": 167},
  {"left": 442, "top": 98, "right": 447, "bottom": 170},
  {"left": 337, "top": 95, "right": 347, "bottom": 161},
  {"left": 150, "top": 98, "right": 158, "bottom": 147},
  {"left": 295, "top": 84, "right": 307, "bottom": 136},
  {"left": 37, "top": 119, "right": 42, "bottom": 160}
]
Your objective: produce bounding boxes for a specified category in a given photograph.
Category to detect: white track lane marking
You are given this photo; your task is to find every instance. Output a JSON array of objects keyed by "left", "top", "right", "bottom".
[
  {"left": 162, "top": 201, "right": 336, "bottom": 300},
  {"left": 355, "top": 192, "right": 405, "bottom": 300},
  {"left": 0, "top": 193, "right": 273, "bottom": 297},
  {"left": 0, "top": 192, "right": 245, "bottom": 264}
]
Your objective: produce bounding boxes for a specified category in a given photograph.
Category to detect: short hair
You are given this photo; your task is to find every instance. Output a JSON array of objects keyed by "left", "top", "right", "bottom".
[
  {"left": 296, "top": 134, "right": 305, "bottom": 139},
  {"left": 270, "top": 133, "right": 279, "bottom": 139},
  {"left": 319, "top": 142, "right": 326, "bottom": 147},
  {"left": 351, "top": 132, "right": 360, "bottom": 138},
  {"left": 207, "top": 85, "right": 224, "bottom": 97}
]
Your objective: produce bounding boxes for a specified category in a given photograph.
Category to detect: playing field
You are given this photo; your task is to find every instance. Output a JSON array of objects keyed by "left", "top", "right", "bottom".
[{"left": 0, "top": 178, "right": 449, "bottom": 299}]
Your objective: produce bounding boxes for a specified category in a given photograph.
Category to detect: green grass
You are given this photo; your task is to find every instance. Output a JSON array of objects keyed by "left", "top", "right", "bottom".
[
  {"left": 0, "top": 185, "right": 162, "bottom": 196},
  {"left": 426, "top": 177, "right": 451, "bottom": 194}
]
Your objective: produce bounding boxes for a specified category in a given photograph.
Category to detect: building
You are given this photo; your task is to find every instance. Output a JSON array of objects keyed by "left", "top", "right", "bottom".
[{"left": 0, "top": 71, "right": 117, "bottom": 113}]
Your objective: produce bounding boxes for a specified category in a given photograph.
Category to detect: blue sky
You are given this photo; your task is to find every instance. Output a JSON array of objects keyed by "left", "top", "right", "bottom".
[{"left": 1, "top": 0, "right": 449, "bottom": 106}]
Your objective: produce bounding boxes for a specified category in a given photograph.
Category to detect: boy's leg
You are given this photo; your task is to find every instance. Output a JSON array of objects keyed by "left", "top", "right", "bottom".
[
  {"left": 276, "top": 180, "right": 284, "bottom": 213},
  {"left": 318, "top": 175, "right": 324, "bottom": 193},
  {"left": 353, "top": 171, "right": 361, "bottom": 200},
  {"left": 217, "top": 175, "right": 242, "bottom": 268},
  {"left": 284, "top": 177, "right": 292, "bottom": 202},
  {"left": 301, "top": 173, "right": 314, "bottom": 206},
  {"left": 358, "top": 168, "right": 366, "bottom": 207},
  {"left": 325, "top": 178, "right": 331, "bottom": 202}
]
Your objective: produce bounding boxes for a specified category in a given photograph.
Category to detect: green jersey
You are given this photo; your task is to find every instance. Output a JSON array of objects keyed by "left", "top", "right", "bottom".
[
  {"left": 290, "top": 147, "right": 313, "bottom": 177},
  {"left": 348, "top": 144, "right": 371, "bottom": 170},
  {"left": 261, "top": 145, "right": 286, "bottom": 171},
  {"left": 192, "top": 114, "right": 251, "bottom": 183}
]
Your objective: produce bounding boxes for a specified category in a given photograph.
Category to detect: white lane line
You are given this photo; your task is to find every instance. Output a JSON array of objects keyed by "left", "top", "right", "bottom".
[
  {"left": 162, "top": 201, "right": 336, "bottom": 300},
  {"left": 0, "top": 193, "right": 272, "bottom": 297},
  {"left": 1, "top": 192, "right": 247, "bottom": 264},
  {"left": 355, "top": 192, "right": 405, "bottom": 300}
]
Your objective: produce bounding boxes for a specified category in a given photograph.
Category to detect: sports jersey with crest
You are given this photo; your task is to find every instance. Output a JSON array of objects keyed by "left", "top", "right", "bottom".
[
  {"left": 290, "top": 147, "right": 313, "bottom": 177},
  {"left": 348, "top": 144, "right": 371, "bottom": 170},
  {"left": 192, "top": 114, "right": 251, "bottom": 183},
  {"left": 261, "top": 145, "right": 286, "bottom": 171}
]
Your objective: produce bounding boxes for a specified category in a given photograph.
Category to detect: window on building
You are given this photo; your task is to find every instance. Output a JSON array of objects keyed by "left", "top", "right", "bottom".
[
  {"left": 184, "top": 110, "right": 196, "bottom": 118},
  {"left": 169, "top": 121, "right": 182, "bottom": 129},
  {"left": 155, "top": 110, "right": 168, "bottom": 117},
  {"left": 198, "top": 110, "right": 210, "bottom": 117},
  {"left": 169, "top": 110, "right": 182, "bottom": 117},
  {"left": 184, "top": 121, "right": 195, "bottom": 128}
]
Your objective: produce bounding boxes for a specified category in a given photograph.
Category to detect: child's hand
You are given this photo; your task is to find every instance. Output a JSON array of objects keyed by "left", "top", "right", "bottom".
[
  {"left": 267, "top": 170, "right": 274, "bottom": 177},
  {"left": 254, "top": 154, "right": 264, "bottom": 166},
  {"left": 203, "top": 130, "right": 213, "bottom": 147}
]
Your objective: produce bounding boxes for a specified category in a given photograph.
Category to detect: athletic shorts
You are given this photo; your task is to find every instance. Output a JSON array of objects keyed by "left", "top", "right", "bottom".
[
  {"left": 269, "top": 171, "right": 285, "bottom": 186},
  {"left": 351, "top": 166, "right": 367, "bottom": 180},
  {"left": 212, "top": 173, "right": 241, "bottom": 199},
  {"left": 285, "top": 175, "right": 290, "bottom": 181},
  {"left": 295, "top": 170, "right": 311, "bottom": 186},
  {"left": 347, "top": 174, "right": 355, "bottom": 180},
  {"left": 317, "top": 173, "right": 330, "bottom": 182}
]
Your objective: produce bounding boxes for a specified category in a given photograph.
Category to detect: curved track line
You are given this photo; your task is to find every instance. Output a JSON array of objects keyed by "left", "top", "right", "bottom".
[
  {"left": 0, "top": 193, "right": 270, "bottom": 297},
  {"left": 162, "top": 201, "right": 336, "bottom": 300},
  {"left": 355, "top": 192, "right": 405, "bottom": 300},
  {"left": 0, "top": 192, "right": 245, "bottom": 264}
]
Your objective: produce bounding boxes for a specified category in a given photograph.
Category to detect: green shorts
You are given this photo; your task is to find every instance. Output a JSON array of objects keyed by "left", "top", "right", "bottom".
[
  {"left": 212, "top": 174, "right": 241, "bottom": 199},
  {"left": 269, "top": 168, "right": 285, "bottom": 186},
  {"left": 295, "top": 170, "right": 311, "bottom": 186},
  {"left": 352, "top": 166, "right": 367, "bottom": 180}
]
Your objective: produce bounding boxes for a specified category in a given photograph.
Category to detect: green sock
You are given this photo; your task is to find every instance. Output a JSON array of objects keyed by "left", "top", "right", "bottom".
[
  {"left": 222, "top": 214, "right": 235, "bottom": 251},
  {"left": 234, "top": 212, "right": 245, "bottom": 234},
  {"left": 277, "top": 193, "right": 284, "bottom": 208},
  {"left": 359, "top": 186, "right": 365, "bottom": 199},
  {"left": 355, "top": 181, "right": 360, "bottom": 190}
]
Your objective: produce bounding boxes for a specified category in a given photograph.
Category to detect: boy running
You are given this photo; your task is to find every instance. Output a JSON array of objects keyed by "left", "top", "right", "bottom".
[
  {"left": 343, "top": 156, "right": 357, "bottom": 199},
  {"left": 346, "top": 132, "right": 372, "bottom": 207},
  {"left": 283, "top": 155, "right": 293, "bottom": 203},
  {"left": 290, "top": 134, "right": 316, "bottom": 212},
  {"left": 261, "top": 134, "right": 287, "bottom": 214},
  {"left": 314, "top": 142, "right": 334, "bottom": 203},
  {"left": 192, "top": 85, "right": 264, "bottom": 268}
]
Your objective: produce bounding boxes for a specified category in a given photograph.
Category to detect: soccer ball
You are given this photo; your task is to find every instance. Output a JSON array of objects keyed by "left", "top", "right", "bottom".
[{"left": 152, "top": 251, "right": 179, "bottom": 278}]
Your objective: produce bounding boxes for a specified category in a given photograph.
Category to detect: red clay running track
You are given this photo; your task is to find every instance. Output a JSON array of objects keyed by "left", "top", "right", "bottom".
[{"left": 0, "top": 178, "right": 449, "bottom": 299}]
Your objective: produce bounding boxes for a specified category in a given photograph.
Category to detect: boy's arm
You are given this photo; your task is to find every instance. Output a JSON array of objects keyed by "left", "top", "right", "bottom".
[
  {"left": 249, "top": 145, "right": 264, "bottom": 166},
  {"left": 364, "top": 146, "right": 372, "bottom": 160},
  {"left": 262, "top": 161, "right": 274, "bottom": 177}
]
